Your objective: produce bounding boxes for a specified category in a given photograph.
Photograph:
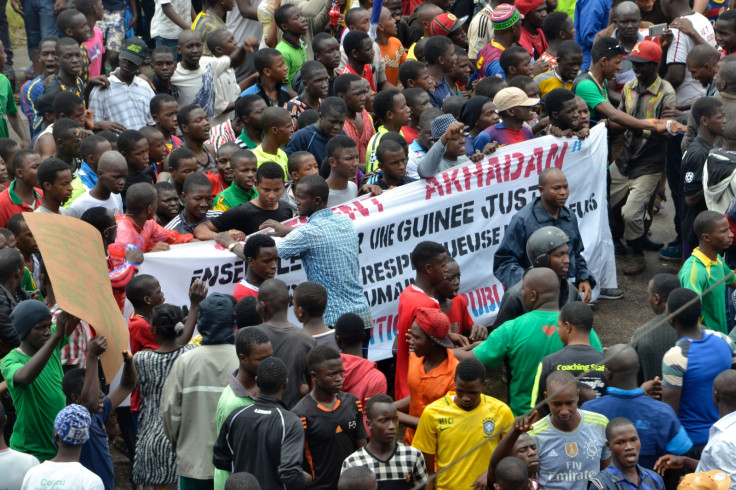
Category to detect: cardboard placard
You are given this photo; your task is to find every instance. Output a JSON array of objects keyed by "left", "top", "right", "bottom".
[{"left": 24, "top": 212, "right": 128, "bottom": 379}]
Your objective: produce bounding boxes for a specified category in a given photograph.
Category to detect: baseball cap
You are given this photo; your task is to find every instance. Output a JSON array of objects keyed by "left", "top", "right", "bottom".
[
  {"left": 120, "top": 37, "right": 148, "bottom": 65},
  {"left": 678, "top": 471, "right": 731, "bottom": 490},
  {"left": 431, "top": 13, "right": 469, "bottom": 37},
  {"left": 493, "top": 87, "right": 540, "bottom": 112},
  {"left": 491, "top": 4, "right": 521, "bottom": 31},
  {"left": 54, "top": 404, "right": 91, "bottom": 446},
  {"left": 414, "top": 307, "right": 454, "bottom": 349},
  {"left": 515, "top": 0, "right": 546, "bottom": 16},
  {"left": 626, "top": 40, "right": 662, "bottom": 63}
]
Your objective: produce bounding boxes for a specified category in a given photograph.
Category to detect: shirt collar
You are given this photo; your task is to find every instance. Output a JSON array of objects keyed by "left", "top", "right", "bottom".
[
  {"left": 713, "top": 409, "right": 736, "bottom": 431},
  {"left": 606, "top": 386, "right": 645, "bottom": 397},
  {"left": 228, "top": 182, "right": 257, "bottom": 201},
  {"left": 692, "top": 247, "right": 719, "bottom": 267},
  {"left": 227, "top": 369, "right": 257, "bottom": 399},
  {"left": 606, "top": 464, "right": 649, "bottom": 484},
  {"left": 8, "top": 180, "right": 41, "bottom": 205},
  {"left": 631, "top": 76, "right": 664, "bottom": 95},
  {"left": 308, "top": 208, "right": 333, "bottom": 222},
  {"left": 532, "top": 196, "right": 572, "bottom": 222}
]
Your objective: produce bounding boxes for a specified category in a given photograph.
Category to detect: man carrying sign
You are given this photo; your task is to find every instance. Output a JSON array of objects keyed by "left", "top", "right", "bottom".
[{"left": 217, "top": 175, "right": 372, "bottom": 331}]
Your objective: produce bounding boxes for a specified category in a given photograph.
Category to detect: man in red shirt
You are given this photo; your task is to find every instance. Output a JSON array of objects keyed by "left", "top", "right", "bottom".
[
  {"left": 0, "top": 150, "right": 43, "bottom": 228},
  {"left": 394, "top": 241, "right": 448, "bottom": 400},
  {"left": 517, "top": 0, "right": 549, "bottom": 59}
]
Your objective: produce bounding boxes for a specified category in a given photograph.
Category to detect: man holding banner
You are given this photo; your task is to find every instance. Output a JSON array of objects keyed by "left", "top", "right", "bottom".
[{"left": 218, "top": 174, "right": 372, "bottom": 329}]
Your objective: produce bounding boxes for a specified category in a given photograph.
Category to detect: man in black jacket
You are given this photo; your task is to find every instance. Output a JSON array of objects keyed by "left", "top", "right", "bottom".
[
  {"left": 0, "top": 247, "right": 28, "bottom": 354},
  {"left": 213, "top": 357, "right": 312, "bottom": 490}
]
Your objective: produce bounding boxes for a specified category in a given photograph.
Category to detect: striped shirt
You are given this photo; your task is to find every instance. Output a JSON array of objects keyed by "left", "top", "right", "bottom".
[
  {"left": 88, "top": 74, "right": 156, "bottom": 130},
  {"left": 52, "top": 304, "right": 93, "bottom": 368},
  {"left": 208, "top": 120, "right": 237, "bottom": 151},
  {"left": 20, "top": 76, "right": 46, "bottom": 139},
  {"left": 164, "top": 210, "right": 222, "bottom": 235},
  {"left": 529, "top": 410, "right": 610, "bottom": 490},
  {"left": 467, "top": 6, "right": 494, "bottom": 59}
]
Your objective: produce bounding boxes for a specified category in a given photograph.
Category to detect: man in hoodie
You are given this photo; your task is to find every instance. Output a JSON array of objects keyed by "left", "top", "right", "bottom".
[
  {"left": 161, "top": 293, "right": 239, "bottom": 489},
  {"left": 704, "top": 119, "right": 736, "bottom": 214}
]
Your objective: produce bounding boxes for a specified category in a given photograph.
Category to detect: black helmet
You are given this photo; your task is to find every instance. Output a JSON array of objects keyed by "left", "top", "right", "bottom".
[{"left": 526, "top": 226, "right": 570, "bottom": 268}]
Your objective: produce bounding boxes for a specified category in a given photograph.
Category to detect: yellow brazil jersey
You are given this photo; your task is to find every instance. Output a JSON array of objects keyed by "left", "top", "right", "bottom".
[{"left": 412, "top": 392, "right": 514, "bottom": 489}]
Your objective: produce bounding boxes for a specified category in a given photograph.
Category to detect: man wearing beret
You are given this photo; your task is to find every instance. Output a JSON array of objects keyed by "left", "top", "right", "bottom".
[{"left": 0, "top": 300, "right": 79, "bottom": 461}]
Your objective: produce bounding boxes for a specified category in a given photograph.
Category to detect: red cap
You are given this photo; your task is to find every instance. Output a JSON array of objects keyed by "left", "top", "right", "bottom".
[
  {"left": 430, "top": 13, "right": 468, "bottom": 37},
  {"left": 515, "top": 0, "right": 545, "bottom": 16},
  {"left": 414, "top": 308, "right": 454, "bottom": 349},
  {"left": 627, "top": 40, "right": 662, "bottom": 63}
]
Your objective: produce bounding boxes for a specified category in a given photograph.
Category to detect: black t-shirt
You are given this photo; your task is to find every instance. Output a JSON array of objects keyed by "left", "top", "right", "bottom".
[
  {"left": 681, "top": 137, "right": 713, "bottom": 244},
  {"left": 706, "top": 149, "right": 736, "bottom": 187},
  {"left": 209, "top": 201, "right": 293, "bottom": 236},
  {"left": 535, "top": 344, "right": 605, "bottom": 414},
  {"left": 292, "top": 391, "right": 367, "bottom": 490}
]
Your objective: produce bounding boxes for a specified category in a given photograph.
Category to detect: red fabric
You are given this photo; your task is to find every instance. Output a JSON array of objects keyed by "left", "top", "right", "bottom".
[
  {"left": 340, "top": 63, "right": 376, "bottom": 92},
  {"left": 0, "top": 186, "right": 43, "bottom": 228},
  {"left": 233, "top": 280, "right": 259, "bottom": 302},
  {"left": 108, "top": 215, "right": 193, "bottom": 268},
  {"left": 206, "top": 172, "right": 228, "bottom": 196},
  {"left": 394, "top": 285, "right": 440, "bottom": 400},
  {"left": 445, "top": 295, "right": 474, "bottom": 337},
  {"left": 128, "top": 315, "right": 159, "bottom": 412},
  {"left": 403, "top": 0, "right": 423, "bottom": 15},
  {"left": 401, "top": 126, "right": 418, "bottom": 145},
  {"left": 343, "top": 109, "right": 376, "bottom": 164},
  {"left": 518, "top": 27, "right": 548, "bottom": 59},
  {"left": 107, "top": 257, "right": 138, "bottom": 312},
  {"left": 340, "top": 353, "right": 387, "bottom": 433}
]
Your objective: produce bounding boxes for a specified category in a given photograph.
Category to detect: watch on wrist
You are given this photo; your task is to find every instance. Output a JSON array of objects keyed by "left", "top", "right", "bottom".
[{"left": 227, "top": 242, "right": 238, "bottom": 251}]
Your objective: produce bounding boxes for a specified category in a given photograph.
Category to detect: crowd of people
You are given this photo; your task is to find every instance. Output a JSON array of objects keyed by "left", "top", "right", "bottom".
[{"left": 0, "top": 0, "right": 733, "bottom": 488}]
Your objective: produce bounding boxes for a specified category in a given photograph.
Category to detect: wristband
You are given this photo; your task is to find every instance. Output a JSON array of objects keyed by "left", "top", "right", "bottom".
[
  {"left": 227, "top": 242, "right": 238, "bottom": 251},
  {"left": 666, "top": 120, "right": 675, "bottom": 135}
]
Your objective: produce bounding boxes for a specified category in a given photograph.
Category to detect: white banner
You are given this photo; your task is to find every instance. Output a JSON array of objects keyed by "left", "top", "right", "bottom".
[{"left": 138, "top": 124, "right": 615, "bottom": 362}]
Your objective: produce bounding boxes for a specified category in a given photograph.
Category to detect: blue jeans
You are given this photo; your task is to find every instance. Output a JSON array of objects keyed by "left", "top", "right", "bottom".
[
  {"left": 155, "top": 36, "right": 181, "bottom": 61},
  {"left": 22, "top": 0, "right": 59, "bottom": 59}
]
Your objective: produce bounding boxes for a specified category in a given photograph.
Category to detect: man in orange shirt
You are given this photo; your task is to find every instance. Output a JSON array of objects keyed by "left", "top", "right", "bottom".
[
  {"left": 376, "top": 7, "right": 406, "bottom": 87},
  {"left": 396, "top": 307, "right": 459, "bottom": 445}
]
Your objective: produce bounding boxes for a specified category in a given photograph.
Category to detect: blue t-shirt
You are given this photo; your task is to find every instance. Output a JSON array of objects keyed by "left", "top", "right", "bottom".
[
  {"left": 581, "top": 387, "right": 693, "bottom": 469},
  {"left": 80, "top": 397, "right": 114, "bottom": 490},
  {"left": 662, "top": 330, "right": 736, "bottom": 445},
  {"left": 429, "top": 78, "right": 453, "bottom": 109}
]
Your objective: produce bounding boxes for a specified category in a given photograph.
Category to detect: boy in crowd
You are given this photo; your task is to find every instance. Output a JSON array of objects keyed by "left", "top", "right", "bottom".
[
  {"left": 20, "top": 36, "right": 59, "bottom": 141},
  {"left": 126, "top": 274, "right": 164, "bottom": 355},
  {"left": 286, "top": 61, "right": 329, "bottom": 131},
  {"left": 178, "top": 104, "right": 217, "bottom": 174},
  {"left": 165, "top": 173, "right": 222, "bottom": 234},
  {"left": 234, "top": 95, "right": 267, "bottom": 151},
  {"left": 310, "top": 35, "right": 340, "bottom": 94},
  {"left": 342, "top": 394, "right": 429, "bottom": 489},
  {"left": 407, "top": 108, "right": 440, "bottom": 180},
  {"left": 532, "top": 302, "right": 605, "bottom": 412},
  {"left": 214, "top": 327, "right": 273, "bottom": 488},
  {"left": 20, "top": 404, "right": 104, "bottom": 488},
  {"left": 293, "top": 345, "right": 367, "bottom": 489},
  {"left": 213, "top": 149, "right": 258, "bottom": 211},
  {"left": 477, "top": 5, "right": 523, "bottom": 78},
  {"left": 412, "top": 358, "right": 515, "bottom": 489},
  {"left": 285, "top": 151, "right": 318, "bottom": 211},
  {"left": 232, "top": 234, "right": 278, "bottom": 301},
  {"left": 335, "top": 74, "right": 374, "bottom": 164},
  {"left": 679, "top": 211, "right": 736, "bottom": 335},
  {"left": 396, "top": 307, "right": 459, "bottom": 445},
  {"left": 155, "top": 182, "right": 181, "bottom": 227},
  {"left": 62, "top": 335, "right": 137, "bottom": 490},
  {"left": 250, "top": 279, "right": 315, "bottom": 409},
  {"left": 35, "top": 158, "right": 72, "bottom": 215},
  {"left": 197, "top": 161, "right": 292, "bottom": 238},
  {"left": 416, "top": 116, "right": 491, "bottom": 178},
  {"left": 438, "top": 258, "right": 487, "bottom": 341},
  {"left": 334, "top": 313, "right": 387, "bottom": 420},
  {"left": 293, "top": 281, "right": 337, "bottom": 348},
  {"left": 165, "top": 147, "right": 199, "bottom": 197},
  {"left": 538, "top": 11, "right": 575, "bottom": 67},
  {"left": 213, "top": 357, "right": 311, "bottom": 489},
  {"left": 398, "top": 60, "right": 434, "bottom": 93},
  {"left": 287, "top": 97, "right": 347, "bottom": 165},
  {"left": 119, "top": 130, "right": 154, "bottom": 200},
  {"left": 365, "top": 139, "right": 414, "bottom": 190},
  {"left": 67, "top": 134, "right": 111, "bottom": 207},
  {"left": 517, "top": 0, "right": 548, "bottom": 59},
  {"left": 68, "top": 151, "right": 127, "bottom": 219},
  {"left": 206, "top": 31, "right": 247, "bottom": 127},
  {"left": 534, "top": 40, "right": 583, "bottom": 97},
  {"left": 325, "top": 136, "right": 360, "bottom": 206},
  {"left": 341, "top": 31, "right": 378, "bottom": 93},
  {"left": 0, "top": 150, "right": 43, "bottom": 227},
  {"left": 425, "top": 36, "right": 457, "bottom": 109},
  {"left": 51, "top": 119, "right": 84, "bottom": 174},
  {"left": 0, "top": 300, "right": 78, "bottom": 460},
  {"left": 680, "top": 98, "right": 727, "bottom": 259},
  {"left": 366, "top": 89, "right": 410, "bottom": 172},
  {"left": 0, "top": 248, "right": 27, "bottom": 350},
  {"left": 149, "top": 46, "right": 179, "bottom": 98},
  {"left": 376, "top": 7, "right": 406, "bottom": 87},
  {"left": 253, "top": 107, "right": 293, "bottom": 178},
  {"left": 401, "top": 88, "right": 431, "bottom": 145},
  {"left": 172, "top": 31, "right": 249, "bottom": 120},
  {"left": 524, "top": 371, "right": 611, "bottom": 490},
  {"left": 500, "top": 47, "right": 536, "bottom": 82},
  {"left": 274, "top": 4, "right": 309, "bottom": 89},
  {"left": 141, "top": 126, "right": 167, "bottom": 176},
  {"left": 241, "top": 48, "right": 292, "bottom": 108},
  {"left": 7, "top": 214, "right": 42, "bottom": 299},
  {"left": 473, "top": 87, "right": 537, "bottom": 152},
  {"left": 150, "top": 94, "right": 182, "bottom": 155},
  {"left": 56, "top": 9, "right": 92, "bottom": 86},
  {"left": 108, "top": 183, "right": 194, "bottom": 268}
]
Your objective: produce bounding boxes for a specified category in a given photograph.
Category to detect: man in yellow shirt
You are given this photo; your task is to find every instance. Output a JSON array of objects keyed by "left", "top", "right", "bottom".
[{"left": 412, "top": 358, "right": 514, "bottom": 489}]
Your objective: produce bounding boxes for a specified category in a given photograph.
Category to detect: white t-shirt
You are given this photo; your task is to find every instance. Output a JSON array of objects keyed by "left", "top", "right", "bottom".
[
  {"left": 171, "top": 56, "right": 232, "bottom": 119},
  {"left": 151, "top": 0, "right": 191, "bottom": 40},
  {"left": 666, "top": 12, "right": 716, "bottom": 104},
  {"left": 21, "top": 461, "right": 104, "bottom": 490},
  {"left": 212, "top": 67, "right": 241, "bottom": 127},
  {"left": 327, "top": 181, "right": 358, "bottom": 206},
  {"left": 0, "top": 447, "right": 39, "bottom": 490},
  {"left": 66, "top": 191, "right": 123, "bottom": 219},
  {"left": 226, "top": 0, "right": 262, "bottom": 45}
]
